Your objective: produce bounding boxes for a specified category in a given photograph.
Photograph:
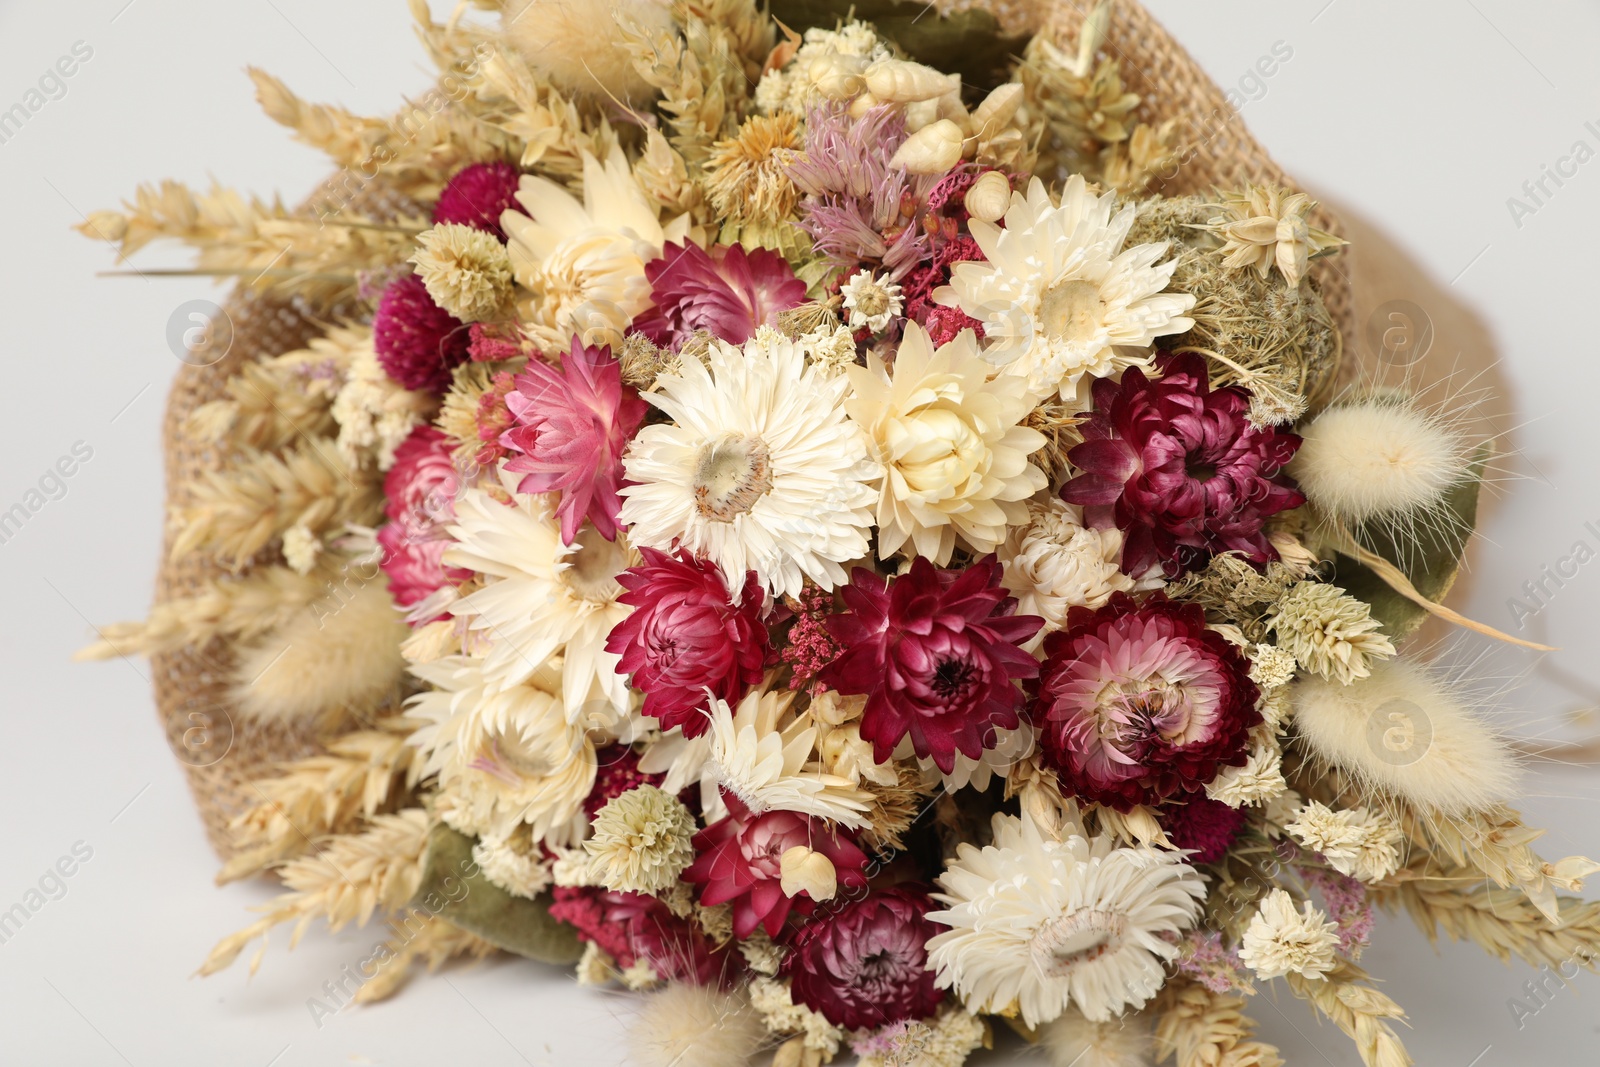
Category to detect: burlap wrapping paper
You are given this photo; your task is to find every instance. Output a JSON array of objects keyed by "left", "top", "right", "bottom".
[{"left": 153, "top": 0, "right": 1362, "bottom": 859}]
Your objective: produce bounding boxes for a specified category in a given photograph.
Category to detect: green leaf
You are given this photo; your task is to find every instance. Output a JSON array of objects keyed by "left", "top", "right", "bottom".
[
  {"left": 767, "top": 0, "right": 1027, "bottom": 92},
  {"left": 411, "top": 824, "right": 582, "bottom": 965},
  {"left": 1327, "top": 445, "right": 1490, "bottom": 640}
]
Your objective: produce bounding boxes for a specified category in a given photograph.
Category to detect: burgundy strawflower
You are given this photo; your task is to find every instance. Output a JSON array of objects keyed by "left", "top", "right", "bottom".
[
  {"left": 1035, "top": 592, "right": 1261, "bottom": 812},
  {"left": 605, "top": 548, "right": 771, "bottom": 737},
  {"left": 1163, "top": 795, "right": 1248, "bottom": 863},
  {"left": 373, "top": 273, "right": 471, "bottom": 392},
  {"left": 432, "top": 160, "right": 522, "bottom": 240},
  {"left": 584, "top": 745, "right": 665, "bottom": 819},
  {"left": 548, "top": 886, "right": 736, "bottom": 986},
  {"left": 684, "top": 793, "right": 868, "bottom": 939},
  {"left": 819, "top": 556, "right": 1042, "bottom": 773},
  {"left": 632, "top": 241, "right": 807, "bottom": 348},
  {"left": 499, "top": 336, "right": 647, "bottom": 543},
  {"left": 783, "top": 886, "right": 944, "bottom": 1030},
  {"left": 1061, "top": 352, "right": 1305, "bottom": 579}
]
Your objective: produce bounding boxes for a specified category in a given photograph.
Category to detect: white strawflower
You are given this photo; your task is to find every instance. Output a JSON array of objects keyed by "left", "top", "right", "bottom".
[
  {"left": 584, "top": 785, "right": 697, "bottom": 894},
  {"left": 846, "top": 322, "right": 1046, "bottom": 563},
  {"left": 1284, "top": 800, "right": 1403, "bottom": 883},
  {"left": 927, "top": 813, "right": 1205, "bottom": 1026},
  {"left": 412, "top": 223, "right": 514, "bottom": 322},
  {"left": 707, "top": 689, "right": 874, "bottom": 827},
  {"left": 619, "top": 332, "right": 880, "bottom": 598},
  {"left": 1238, "top": 888, "right": 1340, "bottom": 980},
  {"left": 841, "top": 269, "right": 904, "bottom": 331},
  {"left": 503, "top": 146, "right": 689, "bottom": 351},
  {"left": 444, "top": 465, "right": 635, "bottom": 727},
  {"left": 1206, "top": 741, "right": 1287, "bottom": 808},
  {"left": 937, "top": 174, "right": 1194, "bottom": 403},
  {"left": 998, "top": 496, "right": 1147, "bottom": 632},
  {"left": 408, "top": 657, "right": 595, "bottom": 843}
]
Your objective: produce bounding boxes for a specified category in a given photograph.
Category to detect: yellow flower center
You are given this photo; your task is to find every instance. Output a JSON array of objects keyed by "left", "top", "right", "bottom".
[
  {"left": 1039, "top": 278, "right": 1105, "bottom": 344},
  {"left": 693, "top": 433, "right": 774, "bottom": 521}
]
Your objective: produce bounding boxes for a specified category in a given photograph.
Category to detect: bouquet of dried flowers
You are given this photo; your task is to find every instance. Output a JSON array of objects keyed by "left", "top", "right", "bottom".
[{"left": 79, "top": 1, "right": 1600, "bottom": 1065}]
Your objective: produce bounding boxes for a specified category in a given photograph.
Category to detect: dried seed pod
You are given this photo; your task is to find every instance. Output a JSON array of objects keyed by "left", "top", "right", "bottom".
[
  {"left": 864, "top": 58, "right": 960, "bottom": 103},
  {"left": 806, "top": 52, "right": 867, "bottom": 101},
  {"left": 972, "top": 82, "right": 1024, "bottom": 136},
  {"left": 847, "top": 91, "right": 881, "bottom": 119},
  {"left": 890, "top": 119, "right": 966, "bottom": 174},
  {"left": 964, "top": 170, "right": 1013, "bottom": 222}
]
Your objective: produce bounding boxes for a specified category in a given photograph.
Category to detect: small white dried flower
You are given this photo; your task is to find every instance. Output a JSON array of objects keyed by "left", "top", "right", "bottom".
[
  {"left": 549, "top": 845, "right": 598, "bottom": 888},
  {"left": 1206, "top": 742, "right": 1286, "bottom": 808},
  {"left": 736, "top": 930, "right": 785, "bottom": 976},
  {"left": 281, "top": 523, "right": 321, "bottom": 575},
  {"left": 473, "top": 834, "right": 554, "bottom": 899},
  {"left": 1239, "top": 888, "right": 1340, "bottom": 980},
  {"left": 411, "top": 223, "right": 514, "bottom": 322},
  {"left": 1285, "top": 800, "right": 1404, "bottom": 883},
  {"left": 1248, "top": 642, "right": 1299, "bottom": 691},
  {"left": 1207, "top": 184, "right": 1345, "bottom": 287},
  {"left": 748, "top": 975, "right": 845, "bottom": 1055},
  {"left": 1266, "top": 582, "right": 1396, "bottom": 685},
  {"left": 800, "top": 323, "right": 859, "bottom": 376},
  {"left": 584, "top": 785, "right": 697, "bottom": 894},
  {"left": 841, "top": 269, "right": 904, "bottom": 332},
  {"left": 575, "top": 941, "right": 617, "bottom": 986}
]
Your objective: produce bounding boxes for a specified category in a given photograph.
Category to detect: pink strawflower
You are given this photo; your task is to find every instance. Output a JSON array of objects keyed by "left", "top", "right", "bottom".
[
  {"left": 432, "top": 160, "right": 522, "bottom": 240},
  {"left": 468, "top": 371, "right": 518, "bottom": 468},
  {"left": 373, "top": 273, "right": 471, "bottom": 392},
  {"left": 548, "top": 886, "right": 736, "bottom": 986},
  {"left": 605, "top": 548, "right": 772, "bottom": 737},
  {"left": 499, "top": 336, "right": 647, "bottom": 543},
  {"left": 1035, "top": 593, "right": 1260, "bottom": 811},
  {"left": 377, "top": 426, "right": 469, "bottom": 610},
  {"left": 1061, "top": 352, "right": 1305, "bottom": 579},
  {"left": 1163, "top": 795, "right": 1248, "bottom": 863},
  {"left": 783, "top": 886, "right": 944, "bottom": 1030},
  {"left": 819, "top": 556, "right": 1041, "bottom": 774},
  {"left": 632, "top": 241, "right": 806, "bottom": 348},
  {"left": 684, "top": 793, "right": 868, "bottom": 939}
]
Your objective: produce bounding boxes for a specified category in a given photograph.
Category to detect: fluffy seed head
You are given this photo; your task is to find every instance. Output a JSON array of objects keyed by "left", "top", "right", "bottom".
[
  {"left": 1290, "top": 394, "right": 1472, "bottom": 527},
  {"left": 501, "top": 0, "right": 674, "bottom": 103},
  {"left": 1292, "top": 657, "right": 1518, "bottom": 817},
  {"left": 628, "top": 984, "right": 763, "bottom": 1067},
  {"left": 1040, "top": 1007, "right": 1153, "bottom": 1067}
]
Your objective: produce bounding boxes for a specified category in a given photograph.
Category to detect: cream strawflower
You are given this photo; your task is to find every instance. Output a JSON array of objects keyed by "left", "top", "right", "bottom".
[
  {"left": 840, "top": 269, "right": 904, "bottom": 332},
  {"left": 927, "top": 813, "right": 1204, "bottom": 1026},
  {"left": 708, "top": 688, "right": 875, "bottom": 828},
  {"left": 408, "top": 657, "right": 596, "bottom": 843},
  {"left": 619, "top": 331, "right": 879, "bottom": 598},
  {"left": 997, "top": 496, "right": 1148, "bottom": 633},
  {"left": 503, "top": 146, "right": 688, "bottom": 351},
  {"left": 1238, "top": 888, "right": 1340, "bottom": 980},
  {"left": 444, "top": 466, "right": 636, "bottom": 728},
  {"left": 846, "top": 323, "right": 1047, "bottom": 564},
  {"left": 936, "top": 174, "right": 1194, "bottom": 403},
  {"left": 584, "top": 785, "right": 697, "bottom": 894}
]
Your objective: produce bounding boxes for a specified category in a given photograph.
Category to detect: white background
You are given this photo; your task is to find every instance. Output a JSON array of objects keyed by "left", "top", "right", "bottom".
[{"left": 3, "top": 0, "right": 1599, "bottom": 1063}]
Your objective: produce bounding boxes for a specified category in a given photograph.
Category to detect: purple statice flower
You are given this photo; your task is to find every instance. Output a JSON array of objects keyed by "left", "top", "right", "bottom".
[
  {"left": 1304, "top": 867, "right": 1375, "bottom": 957},
  {"left": 786, "top": 104, "right": 936, "bottom": 280}
]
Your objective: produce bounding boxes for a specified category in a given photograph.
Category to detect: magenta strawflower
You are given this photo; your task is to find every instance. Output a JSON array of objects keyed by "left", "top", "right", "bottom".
[
  {"left": 632, "top": 241, "right": 806, "bottom": 348},
  {"left": 1035, "top": 592, "right": 1260, "bottom": 811},
  {"left": 783, "top": 886, "right": 944, "bottom": 1030},
  {"left": 499, "top": 336, "right": 647, "bottom": 543},
  {"left": 684, "top": 793, "right": 868, "bottom": 939},
  {"left": 1061, "top": 352, "right": 1305, "bottom": 579},
  {"left": 819, "top": 556, "right": 1041, "bottom": 774},
  {"left": 373, "top": 273, "right": 471, "bottom": 392},
  {"left": 605, "top": 547, "right": 772, "bottom": 737},
  {"left": 432, "top": 160, "right": 522, "bottom": 240},
  {"left": 548, "top": 885, "right": 735, "bottom": 986}
]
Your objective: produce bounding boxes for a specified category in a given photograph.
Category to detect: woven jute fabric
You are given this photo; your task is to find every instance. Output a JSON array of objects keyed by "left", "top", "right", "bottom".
[{"left": 152, "top": 0, "right": 1353, "bottom": 860}]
